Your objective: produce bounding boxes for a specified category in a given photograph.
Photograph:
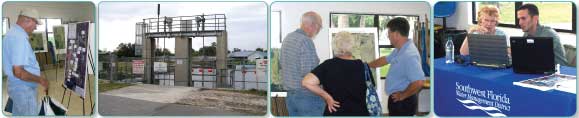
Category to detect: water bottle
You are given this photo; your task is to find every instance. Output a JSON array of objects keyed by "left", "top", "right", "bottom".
[{"left": 445, "top": 37, "right": 454, "bottom": 64}]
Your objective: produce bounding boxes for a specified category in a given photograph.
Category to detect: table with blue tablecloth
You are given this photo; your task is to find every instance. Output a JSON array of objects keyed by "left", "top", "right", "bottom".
[{"left": 433, "top": 58, "right": 576, "bottom": 116}]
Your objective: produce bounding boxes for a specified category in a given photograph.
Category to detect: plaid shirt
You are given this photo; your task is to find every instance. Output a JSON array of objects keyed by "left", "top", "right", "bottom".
[{"left": 280, "top": 29, "right": 319, "bottom": 91}]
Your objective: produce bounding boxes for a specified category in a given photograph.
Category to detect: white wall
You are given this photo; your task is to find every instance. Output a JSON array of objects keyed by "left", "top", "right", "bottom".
[
  {"left": 433, "top": 2, "right": 472, "bottom": 30},
  {"left": 273, "top": 2, "right": 431, "bottom": 114},
  {"left": 2, "top": 2, "right": 94, "bottom": 24}
]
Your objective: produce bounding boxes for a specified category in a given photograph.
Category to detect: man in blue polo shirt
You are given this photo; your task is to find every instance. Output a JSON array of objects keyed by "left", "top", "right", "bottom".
[
  {"left": 369, "top": 17, "right": 425, "bottom": 116},
  {"left": 3, "top": 8, "right": 49, "bottom": 115}
]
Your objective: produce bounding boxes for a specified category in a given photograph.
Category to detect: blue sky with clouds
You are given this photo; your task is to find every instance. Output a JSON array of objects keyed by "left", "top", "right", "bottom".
[{"left": 99, "top": 2, "right": 267, "bottom": 52}]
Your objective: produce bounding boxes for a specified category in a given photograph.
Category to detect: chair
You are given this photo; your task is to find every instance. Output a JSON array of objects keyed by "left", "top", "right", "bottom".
[
  {"left": 434, "top": 2, "right": 457, "bottom": 30},
  {"left": 563, "top": 44, "right": 576, "bottom": 66}
]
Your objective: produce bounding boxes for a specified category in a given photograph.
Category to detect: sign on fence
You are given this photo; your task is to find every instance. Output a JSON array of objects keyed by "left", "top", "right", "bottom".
[
  {"left": 132, "top": 60, "right": 144, "bottom": 74},
  {"left": 256, "top": 59, "right": 267, "bottom": 70},
  {"left": 154, "top": 62, "right": 168, "bottom": 72}
]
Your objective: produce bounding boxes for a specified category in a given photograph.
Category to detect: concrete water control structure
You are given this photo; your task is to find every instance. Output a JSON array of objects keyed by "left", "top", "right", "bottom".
[{"left": 135, "top": 14, "right": 228, "bottom": 87}]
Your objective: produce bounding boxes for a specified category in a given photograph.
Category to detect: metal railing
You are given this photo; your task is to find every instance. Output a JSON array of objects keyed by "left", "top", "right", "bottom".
[{"left": 141, "top": 14, "right": 226, "bottom": 34}]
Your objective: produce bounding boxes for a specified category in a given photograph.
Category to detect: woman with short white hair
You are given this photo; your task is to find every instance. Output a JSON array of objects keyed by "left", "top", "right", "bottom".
[
  {"left": 460, "top": 5, "right": 508, "bottom": 55},
  {"left": 301, "top": 31, "right": 374, "bottom": 116}
]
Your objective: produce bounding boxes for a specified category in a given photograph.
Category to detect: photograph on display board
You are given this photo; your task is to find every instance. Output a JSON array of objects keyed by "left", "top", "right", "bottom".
[
  {"left": 64, "top": 22, "right": 89, "bottom": 98},
  {"left": 30, "top": 31, "right": 46, "bottom": 52}
]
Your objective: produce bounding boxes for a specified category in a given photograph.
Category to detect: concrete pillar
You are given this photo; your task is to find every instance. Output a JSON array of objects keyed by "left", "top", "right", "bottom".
[
  {"left": 143, "top": 37, "right": 155, "bottom": 84},
  {"left": 216, "top": 31, "right": 228, "bottom": 87},
  {"left": 174, "top": 36, "right": 191, "bottom": 86}
]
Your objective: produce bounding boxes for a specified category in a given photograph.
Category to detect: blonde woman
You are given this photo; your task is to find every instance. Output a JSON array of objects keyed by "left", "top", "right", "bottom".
[
  {"left": 460, "top": 5, "right": 508, "bottom": 55},
  {"left": 302, "top": 31, "right": 372, "bottom": 116}
]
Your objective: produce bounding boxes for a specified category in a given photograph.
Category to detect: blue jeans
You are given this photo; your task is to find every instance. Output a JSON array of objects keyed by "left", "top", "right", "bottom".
[
  {"left": 285, "top": 89, "right": 324, "bottom": 116},
  {"left": 8, "top": 84, "right": 38, "bottom": 115}
]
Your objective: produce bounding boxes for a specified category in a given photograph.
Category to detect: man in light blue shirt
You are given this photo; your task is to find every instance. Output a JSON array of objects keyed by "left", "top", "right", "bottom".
[
  {"left": 3, "top": 9, "right": 49, "bottom": 115},
  {"left": 280, "top": 11, "right": 324, "bottom": 116},
  {"left": 369, "top": 17, "right": 425, "bottom": 116}
]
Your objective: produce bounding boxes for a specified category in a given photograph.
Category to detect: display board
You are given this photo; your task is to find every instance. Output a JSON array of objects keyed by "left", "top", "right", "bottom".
[{"left": 63, "top": 22, "right": 90, "bottom": 98}]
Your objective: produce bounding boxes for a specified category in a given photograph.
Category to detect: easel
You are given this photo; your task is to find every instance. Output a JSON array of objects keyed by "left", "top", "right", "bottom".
[{"left": 58, "top": 22, "right": 95, "bottom": 115}]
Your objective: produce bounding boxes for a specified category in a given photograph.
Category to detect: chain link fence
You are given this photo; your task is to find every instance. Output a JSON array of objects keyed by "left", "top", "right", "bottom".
[{"left": 98, "top": 54, "right": 267, "bottom": 90}]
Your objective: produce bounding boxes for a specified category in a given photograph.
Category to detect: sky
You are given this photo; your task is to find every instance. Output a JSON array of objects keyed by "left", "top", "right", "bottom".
[{"left": 99, "top": 2, "right": 267, "bottom": 52}]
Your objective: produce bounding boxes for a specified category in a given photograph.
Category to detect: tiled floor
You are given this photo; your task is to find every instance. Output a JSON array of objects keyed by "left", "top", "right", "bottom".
[{"left": 2, "top": 67, "right": 95, "bottom": 116}]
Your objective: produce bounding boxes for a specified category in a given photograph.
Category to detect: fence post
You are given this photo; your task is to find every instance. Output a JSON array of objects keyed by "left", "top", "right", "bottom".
[{"left": 110, "top": 54, "right": 116, "bottom": 83}]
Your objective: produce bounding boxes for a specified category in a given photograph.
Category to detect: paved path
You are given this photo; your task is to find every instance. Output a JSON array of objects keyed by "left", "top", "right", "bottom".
[
  {"left": 98, "top": 84, "right": 258, "bottom": 115},
  {"left": 98, "top": 94, "right": 247, "bottom": 116}
]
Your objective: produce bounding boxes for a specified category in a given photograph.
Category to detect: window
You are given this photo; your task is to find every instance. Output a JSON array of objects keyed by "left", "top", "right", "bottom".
[
  {"left": 2, "top": 17, "right": 9, "bottom": 35},
  {"left": 331, "top": 14, "right": 375, "bottom": 28},
  {"left": 524, "top": 2, "right": 574, "bottom": 31},
  {"left": 330, "top": 13, "right": 420, "bottom": 79},
  {"left": 474, "top": 2, "right": 516, "bottom": 25},
  {"left": 45, "top": 19, "right": 62, "bottom": 50},
  {"left": 271, "top": 11, "right": 283, "bottom": 92},
  {"left": 37, "top": 18, "right": 62, "bottom": 51},
  {"left": 271, "top": 11, "right": 282, "bottom": 48},
  {"left": 378, "top": 16, "right": 419, "bottom": 46},
  {"left": 473, "top": 2, "right": 575, "bottom": 33}
]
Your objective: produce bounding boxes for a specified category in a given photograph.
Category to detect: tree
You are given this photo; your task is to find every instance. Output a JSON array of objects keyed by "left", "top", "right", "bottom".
[
  {"left": 113, "top": 43, "right": 136, "bottom": 57},
  {"left": 195, "top": 42, "right": 217, "bottom": 56},
  {"left": 198, "top": 46, "right": 216, "bottom": 56},
  {"left": 155, "top": 48, "right": 173, "bottom": 56},
  {"left": 255, "top": 48, "right": 264, "bottom": 52},
  {"left": 191, "top": 48, "right": 199, "bottom": 56},
  {"left": 98, "top": 49, "right": 110, "bottom": 54}
]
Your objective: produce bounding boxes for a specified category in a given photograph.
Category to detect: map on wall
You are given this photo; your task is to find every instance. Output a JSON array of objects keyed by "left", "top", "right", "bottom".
[
  {"left": 329, "top": 28, "right": 380, "bottom": 80},
  {"left": 64, "top": 22, "right": 90, "bottom": 98}
]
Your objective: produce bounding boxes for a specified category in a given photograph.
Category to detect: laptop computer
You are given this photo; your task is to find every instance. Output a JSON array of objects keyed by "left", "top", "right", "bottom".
[
  {"left": 510, "top": 37, "right": 555, "bottom": 74},
  {"left": 467, "top": 34, "right": 511, "bottom": 68}
]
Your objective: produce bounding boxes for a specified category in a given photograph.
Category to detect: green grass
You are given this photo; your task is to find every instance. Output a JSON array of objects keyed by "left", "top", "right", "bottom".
[{"left": 98, "top": 80, "right": 133, "bottom": 92}]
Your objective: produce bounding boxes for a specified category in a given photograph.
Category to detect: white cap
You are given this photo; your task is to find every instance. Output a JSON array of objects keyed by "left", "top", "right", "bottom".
[{"left": 19, "top": 8, "right": 42, "bottom": 25}]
